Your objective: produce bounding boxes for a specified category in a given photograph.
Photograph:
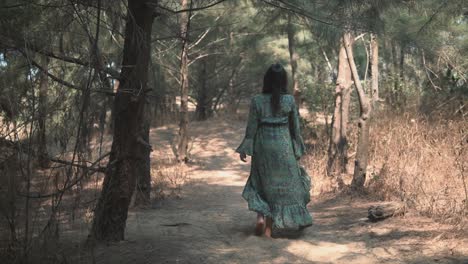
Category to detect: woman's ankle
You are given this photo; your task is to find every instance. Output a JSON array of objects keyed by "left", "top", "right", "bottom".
[
  {"left": 264, "top": 217, "right": 272, "bottom": 238},
  {"left": 257, "top": 213, "right": 264, "bottom": 223}
]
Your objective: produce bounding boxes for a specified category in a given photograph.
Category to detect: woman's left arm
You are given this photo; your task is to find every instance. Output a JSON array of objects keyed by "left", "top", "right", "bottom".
[{"left": 290, "top": 99, "right": 306, "bottom": 159}]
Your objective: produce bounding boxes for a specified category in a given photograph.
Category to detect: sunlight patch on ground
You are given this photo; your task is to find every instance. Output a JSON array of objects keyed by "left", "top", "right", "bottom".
[{"left": 286, "top": 240, "right": 376, "bottom": 264}]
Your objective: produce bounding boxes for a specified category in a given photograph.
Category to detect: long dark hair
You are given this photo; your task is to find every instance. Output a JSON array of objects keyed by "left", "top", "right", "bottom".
[{"left": 262, "top": 63, "right": 288, "bottom": 115}]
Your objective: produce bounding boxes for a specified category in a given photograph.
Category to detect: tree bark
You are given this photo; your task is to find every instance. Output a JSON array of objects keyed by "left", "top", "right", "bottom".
[
  {"left": 327, "top": 33, "right": 352, "bottom": 177},
  {"left": 287, "top": 13, "right": 300, "bottom": 105},
  {"left": 342, "top": 33, "right": 373, "bottom": 190},
  {"left": 90, "top": 0, "right": 155, "bottom": 241},
  {"left": 176, "top": 0, "right": 191, "bottom": 163},
  {"left": 132, "top": 108, "right": 152, "bottom": 207}
]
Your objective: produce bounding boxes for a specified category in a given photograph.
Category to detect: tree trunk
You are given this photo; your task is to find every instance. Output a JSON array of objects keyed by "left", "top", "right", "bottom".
[
  {"left": 226, "top": 31, "right": 238, "bottom": 113},
  {"left": 132, "top": 108, "right": 152, "bottom": 207},
  {"left": 370, "top": 34, "right": 379, "bottom": 106},
  {"left": 195, "top": 59, "right": 211, "bottom": 120},
  {"left": 287, "top": 13, "right": 300, "bottom": 105},
  {"left": 391, "top": 41, "right": 405, "bottom": 108},
  {"left": 342, "top": 33, "right": 373, "bottom": 190},
  {"left": 398, "top": 45, "right": 405, "bottom": 107},
  {"left": 97, "top": 71, "right": 114, "bottom": 137},
  {"left": 176, "top": 0, "right": 191, "bottom": 163},
  {"left": 152, "top": 61, "right": 168, "bottom": 127},
  {"left": 37, "top": 56, "right": 49, "bottom": 167},
  {"left": 327, "top": 33, "right": 352, "bottom": 177},
  {"left": 226, "top": 57, "right": 242, "bottom": 114},
  {"left": 90, "top": 0, "right": 154, "bottom": 241}
]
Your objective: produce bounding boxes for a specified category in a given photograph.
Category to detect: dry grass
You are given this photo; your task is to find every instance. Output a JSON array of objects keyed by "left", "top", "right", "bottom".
[
  {"left": 302, "top": 111, "right": 467, "bottom": 225},
  {"left": 300, "top": 121, "right": 334, "bottom": 195},
  {"left": 151, "top": 158, "right": 189, "bottom": 201},
  {"left": 367, "top": 113, "right": 467, "bottom": 224}
]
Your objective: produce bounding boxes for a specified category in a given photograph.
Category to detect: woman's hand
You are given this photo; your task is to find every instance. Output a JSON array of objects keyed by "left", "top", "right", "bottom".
[{"left": 240, "top": 153, "right": 247, "bottom": 162}]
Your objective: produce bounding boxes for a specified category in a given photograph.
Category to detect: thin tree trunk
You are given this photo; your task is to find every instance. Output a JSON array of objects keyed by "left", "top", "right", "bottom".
[
  {"left": 327, "top": 33, "right": 352, "bottom": 177},
  {"left": 391, "top": 41, "right": 400, "bottom": 108},
  {"left": 97, "top": 72, "right": 114, "bottom": 136},
  {"left": 287, "top": 13, "right": 300, "bottom": 104},
  {"left": 151, "top": 59, "right": 170, "bottom": 127},
  {"left": 370, "top": 33, "right": 379, "bottom": 106},
  {"left": 176, "top": 0, "right": 191, "bottom": 163},
  {"left": 37, "top": 56, "right": 49, "bottom": 167},
  {"left": 398, "top": 45, "right": 405, "bottom": 107},
  {"left": 90, "top": 0, "right": 155, "bottom": 241},
  {"left": 226, "top": 31, "right": 239, "bottom": 113},
  {"left": 226, "top": 58, "right": 242, "bottom": 113},
  {"left": 196, "top": 59, "right": 210, "bottom": 120},
  {"left": 343, "top": 33, "right": 373, "bottom": 190}
]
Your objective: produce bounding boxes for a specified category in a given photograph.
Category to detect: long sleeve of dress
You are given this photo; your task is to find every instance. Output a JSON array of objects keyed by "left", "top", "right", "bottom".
[
  {"left": 236, "top": 97, "right": 258, "bottom": 156},
  {"left": 290, "top": 100, "right": 306, "bottom": 159}
]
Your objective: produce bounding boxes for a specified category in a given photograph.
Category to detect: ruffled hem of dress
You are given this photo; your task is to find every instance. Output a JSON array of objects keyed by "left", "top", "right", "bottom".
[
  {"left": 270, "top": 203, "right": 313, "bottom": 229},
  {"left": 235, "top": 138, "right": 254, "bottom": 156},
  {"left": 242, "top": 184, "right": 272, "bottom": 217},
  {"left": 242, "top": 185, "right": 313, "bottom": 229}
]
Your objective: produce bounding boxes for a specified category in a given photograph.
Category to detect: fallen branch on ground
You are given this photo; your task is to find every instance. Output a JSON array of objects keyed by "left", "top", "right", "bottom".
[{"left": 368, "top": 202, "right": 405, "bottom": 222}]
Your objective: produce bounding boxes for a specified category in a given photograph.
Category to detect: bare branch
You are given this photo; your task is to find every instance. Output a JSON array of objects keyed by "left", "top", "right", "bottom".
[
  {"left": 261, "top": 0, "right": 335, "bottom": 27},
  {"left": 188, "top": 52, "right": 223, "bottom": 66},
  {"left": 29, "top": 58, "right": 116, "bottom": 96},
  {"left": 153, "top": 0, "right": 227, "bottom": 14}
]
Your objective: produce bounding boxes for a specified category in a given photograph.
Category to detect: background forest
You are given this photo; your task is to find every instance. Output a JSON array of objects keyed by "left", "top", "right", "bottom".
[{"left": 0, "top": 0, "right": 467, "bottom": 263}]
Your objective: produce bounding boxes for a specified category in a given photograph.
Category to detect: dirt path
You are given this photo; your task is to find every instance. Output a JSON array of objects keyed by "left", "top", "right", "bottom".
[{"left": 88, "top": 119, "right": 467, "bottom": 264}]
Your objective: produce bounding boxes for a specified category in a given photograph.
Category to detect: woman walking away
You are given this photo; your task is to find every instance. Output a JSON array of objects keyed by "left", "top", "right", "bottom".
[{"left": 236, "top": 63, "right": 312, "bottom": 238}]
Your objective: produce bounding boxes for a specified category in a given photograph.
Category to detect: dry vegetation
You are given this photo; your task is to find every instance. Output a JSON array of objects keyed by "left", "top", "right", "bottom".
[
  {"left": 1, "top": 108, "right": 467, "bottom": 263},
  {"left": 302, "top": 109, "right": 467, "bottom": 228},
  {"left": 367, "top": 113, "right": 467, "bottom": 224},
  {"left": 151, "top": 161, "right": 189, "bottom": 201},
  {"left": 1, "top": 0, "right": 467, "bottom": 262}
]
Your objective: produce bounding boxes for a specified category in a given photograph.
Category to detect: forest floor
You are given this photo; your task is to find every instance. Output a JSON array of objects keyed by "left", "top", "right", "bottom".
[{"left": 65, "top": 115, "right": 467, "bottom": 264}]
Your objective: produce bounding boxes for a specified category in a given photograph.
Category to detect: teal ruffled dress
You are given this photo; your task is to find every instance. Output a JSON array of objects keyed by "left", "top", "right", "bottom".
[{"left": 236, "top": 94, "right": 313, "bottom": 229}]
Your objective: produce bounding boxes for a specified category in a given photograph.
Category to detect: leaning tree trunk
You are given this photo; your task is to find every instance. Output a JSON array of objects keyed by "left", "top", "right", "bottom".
[
  {"left": 176, "top": 0, "right": 191, "bottom": 163},
  {"left": 287, "top": 13, "right": 300, "bottom": 105},
  {"left": 90, "top": 0, "right": 155, "bottom": 241},
  {"left": 343, "top": 33, "right": 373, "bottom": 190},
  {"left": 327, "top": 33, "right": 353, "bottom": 177}
]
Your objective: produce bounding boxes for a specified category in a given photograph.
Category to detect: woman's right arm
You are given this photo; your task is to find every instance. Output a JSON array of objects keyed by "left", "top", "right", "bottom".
[{"left": 236, "top": 97, "right": 258, "bottom": 158}]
